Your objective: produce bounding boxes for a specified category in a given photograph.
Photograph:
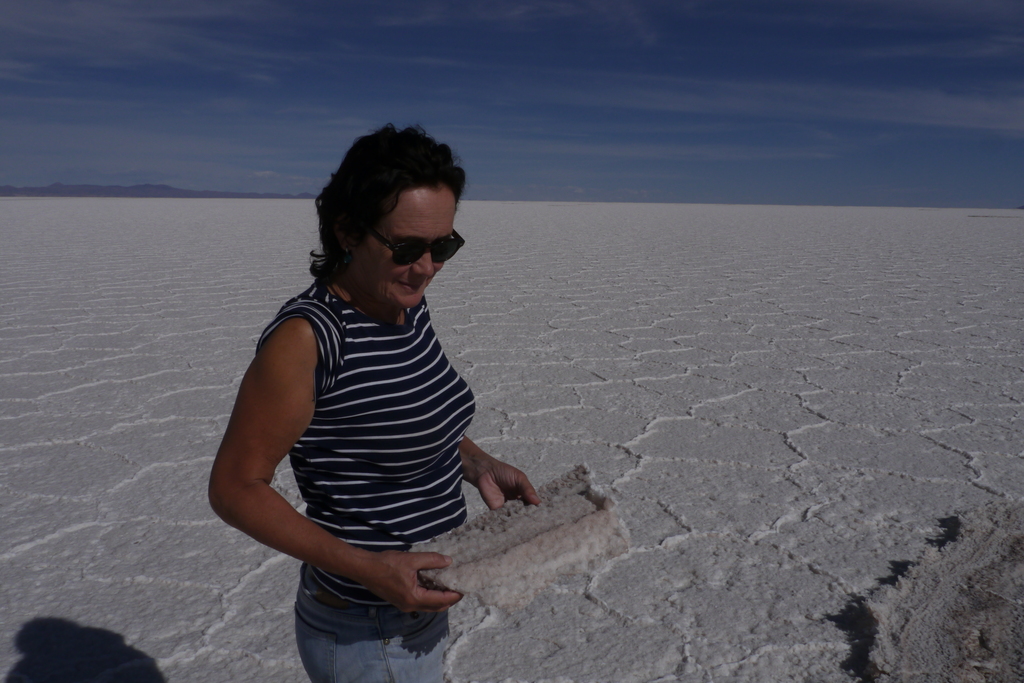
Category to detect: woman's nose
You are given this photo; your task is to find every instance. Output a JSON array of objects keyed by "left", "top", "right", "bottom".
[{"left": 409, "top": 250, "right": 439, "bottom": 276}]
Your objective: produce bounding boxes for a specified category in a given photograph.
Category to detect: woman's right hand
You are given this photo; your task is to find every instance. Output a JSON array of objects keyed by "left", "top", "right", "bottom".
[{"left": 356, "top": 550, "right": 462, "bottom": 613}]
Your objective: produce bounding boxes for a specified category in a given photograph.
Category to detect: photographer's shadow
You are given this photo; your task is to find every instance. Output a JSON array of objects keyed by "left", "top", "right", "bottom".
[{"left": 6, "top": 618, "right": 165, "bottom": 683}]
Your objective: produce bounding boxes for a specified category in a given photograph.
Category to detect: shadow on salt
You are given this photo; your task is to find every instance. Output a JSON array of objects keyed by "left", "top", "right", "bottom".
[{"left": 6, "top": 617, "right": 165, "bottom": 682}]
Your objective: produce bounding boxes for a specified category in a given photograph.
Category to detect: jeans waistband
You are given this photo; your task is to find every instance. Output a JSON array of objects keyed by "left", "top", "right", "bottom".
[{"left": 302, "top": 564, "right": 354, "bottom": 610}]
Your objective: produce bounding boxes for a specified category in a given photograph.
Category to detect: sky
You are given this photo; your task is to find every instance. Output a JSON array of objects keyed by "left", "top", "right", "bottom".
[{"left": 1, "top": 0, "right": 1023, "bottom": 207}]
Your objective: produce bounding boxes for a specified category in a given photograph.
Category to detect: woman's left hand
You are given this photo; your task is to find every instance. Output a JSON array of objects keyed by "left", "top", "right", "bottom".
[{"left": 459, "top": 437, "right": 541, "bottom": 510}]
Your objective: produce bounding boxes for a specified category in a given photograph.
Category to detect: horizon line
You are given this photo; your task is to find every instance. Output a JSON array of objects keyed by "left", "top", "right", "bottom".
[{"left": 1, "top": 182, "right": 1022, "bottom": 211}]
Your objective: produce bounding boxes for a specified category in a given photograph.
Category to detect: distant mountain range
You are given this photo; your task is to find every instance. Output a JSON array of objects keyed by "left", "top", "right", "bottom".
[{"left": 0, "top": 182, "right": 315, "bottom": 199}]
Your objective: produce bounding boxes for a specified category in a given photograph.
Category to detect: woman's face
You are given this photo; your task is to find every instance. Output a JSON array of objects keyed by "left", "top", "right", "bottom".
[{"left": 334, "top": 185, "right": 457, "bottom": 323}]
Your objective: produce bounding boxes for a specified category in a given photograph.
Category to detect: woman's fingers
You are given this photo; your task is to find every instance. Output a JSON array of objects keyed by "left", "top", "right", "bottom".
[
  {"left": 477, "top": 474, "right": 508, "bottom": 510},
  {"left": 478, "top": 465, "right": 541, "bottom": 509},
  {"left": 362, "top": 551, "right": 461, "bottom": 612},
  {"left": 513, "top": 471, "right": 541, "bottom": 506},
  {"left": 410, "top": 585, "right": 463, "bottom": 612},
  {"left": 412, "top": 551, "right": 454, "bottom": 571}
]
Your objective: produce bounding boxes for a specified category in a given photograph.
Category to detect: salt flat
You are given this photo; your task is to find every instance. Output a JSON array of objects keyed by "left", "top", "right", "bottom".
[{"left": 1, "top": 198, "right": 1022, "bottom": 682}]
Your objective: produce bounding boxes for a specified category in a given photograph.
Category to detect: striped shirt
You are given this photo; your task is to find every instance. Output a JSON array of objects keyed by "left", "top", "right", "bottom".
[{"left": 258, "top": 282, "right": 474, "bottom": 604}]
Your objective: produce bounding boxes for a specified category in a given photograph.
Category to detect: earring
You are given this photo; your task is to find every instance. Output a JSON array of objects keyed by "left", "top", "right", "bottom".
[{"left": 342, "top": 249, "right": 353, "bottom": 264}]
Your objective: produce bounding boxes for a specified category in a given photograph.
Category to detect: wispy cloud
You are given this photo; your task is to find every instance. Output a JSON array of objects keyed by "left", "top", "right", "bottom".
[
  {"left": 0, "top": 0, "right": 303, "bottom": 73},
  {"left": 5, "top": 0, "right": 1019, "bottom": 83},
  {"left": 690, "top": 0, "right": 1024, "bottom": 30},
  {"left": 365, "top": 0, "right": 661, "bottom": 44},
  {"left": 451, "top": 129, "right": 839, "bottom": 163},
  {"left": 517, "top": 70, "right": 1024, "bottom": 134},
  {"left": 362, "top": 0, "right": 1023, "bottom": 35},
  {"left": 2, "top": 0, "right": 1020, "bottom": 205},
  {"left": 0, "top": 59, "right": 38, "bottom": 82},
  {"left": 847, "top": 35, "right": 1024, "bottom": 61}
]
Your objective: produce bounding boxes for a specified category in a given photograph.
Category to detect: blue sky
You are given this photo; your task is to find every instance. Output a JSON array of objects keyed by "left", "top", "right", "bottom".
[{"left": 2, "top": 0, "right": 1022, "bottom": 207}]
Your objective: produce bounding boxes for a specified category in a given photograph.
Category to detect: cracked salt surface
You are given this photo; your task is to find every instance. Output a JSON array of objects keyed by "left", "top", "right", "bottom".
[{"left": 2, "top": 198, "right": 1022, "bottom": 682}]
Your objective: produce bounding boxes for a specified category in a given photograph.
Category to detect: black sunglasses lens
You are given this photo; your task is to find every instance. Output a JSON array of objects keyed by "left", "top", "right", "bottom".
[
  {"left": 430, "top": 238, "right": 462, "bottom": 262},
  {"left": 381, "top": 231, "right": 463, "bottom": 265},
  {"left": 391, "top": 245, "right": 424, "bottom": 265},
  {"left": 389, "top": 235, "right": 463, "bottom": 265}
]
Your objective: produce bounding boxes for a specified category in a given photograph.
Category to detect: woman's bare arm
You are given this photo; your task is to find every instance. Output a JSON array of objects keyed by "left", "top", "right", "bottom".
[{"left": 208, "top": 317, "right": 460, "bottom": 612}]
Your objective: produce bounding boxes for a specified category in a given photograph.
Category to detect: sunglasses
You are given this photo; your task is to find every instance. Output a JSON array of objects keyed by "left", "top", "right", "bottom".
[{"left": 366, "top": 226, "right": 465, "bottom": 265}]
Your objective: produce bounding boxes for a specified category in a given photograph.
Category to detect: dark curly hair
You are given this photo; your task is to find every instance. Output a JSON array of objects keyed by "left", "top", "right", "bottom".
[{"left": 310, "top": 124, "right": 467, "bottom": 279}]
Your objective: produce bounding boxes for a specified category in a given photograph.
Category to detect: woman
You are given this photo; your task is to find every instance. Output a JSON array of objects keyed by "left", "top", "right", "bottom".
[{"left": 209, "top": 124, "right": 539, "bottom": 683}]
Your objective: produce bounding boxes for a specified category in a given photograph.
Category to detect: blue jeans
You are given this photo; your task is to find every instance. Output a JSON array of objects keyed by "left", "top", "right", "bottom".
[{"left": 294, "top": 566, "right": 449, "bottom": 683}]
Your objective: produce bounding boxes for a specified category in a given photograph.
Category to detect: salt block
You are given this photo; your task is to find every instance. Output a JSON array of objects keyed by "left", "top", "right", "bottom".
[
  {"left": 868, "top": 501, "right": 1024, "bottom": 683},
  {"left": 417, "top": 465, "right": 630, "bottom": 610}
]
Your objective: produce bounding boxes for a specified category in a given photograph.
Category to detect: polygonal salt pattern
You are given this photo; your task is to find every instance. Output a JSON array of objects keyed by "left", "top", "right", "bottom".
[{"left": 2, "top": 198, "right": 1023, "bottom": 682}]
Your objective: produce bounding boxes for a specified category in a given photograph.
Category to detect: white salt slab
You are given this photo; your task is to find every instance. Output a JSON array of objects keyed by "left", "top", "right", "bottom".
[{"left": 418, "top": 465, "right": 630, "bottom": 610}]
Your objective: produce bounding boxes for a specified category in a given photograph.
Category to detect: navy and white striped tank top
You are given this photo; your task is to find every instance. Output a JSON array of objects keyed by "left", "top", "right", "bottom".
[{"left": 258, "top": 281, "right": 474, "bottom": 604}]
